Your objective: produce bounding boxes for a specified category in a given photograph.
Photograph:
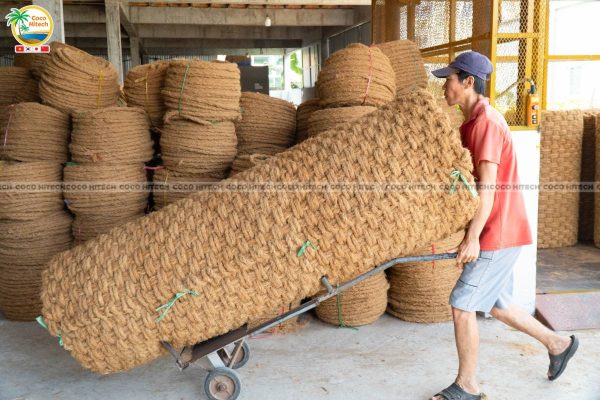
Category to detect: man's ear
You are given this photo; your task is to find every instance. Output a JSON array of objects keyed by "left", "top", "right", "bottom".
[{"left": 463, "top": 75, "right": 475, "bottom": 89}]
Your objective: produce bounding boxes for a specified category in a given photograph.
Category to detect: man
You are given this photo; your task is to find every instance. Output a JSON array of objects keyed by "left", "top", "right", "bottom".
[{"left": 429, "top": 52, "right": 579, "bottom": 400}]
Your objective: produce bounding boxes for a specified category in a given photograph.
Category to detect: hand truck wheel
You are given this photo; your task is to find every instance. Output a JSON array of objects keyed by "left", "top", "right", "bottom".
[
  {"left": 204, "top": 367, "right": 241, "bottom": 400},
  {"left": 217, "top": 341, "right": 250, "bottom": 370}
]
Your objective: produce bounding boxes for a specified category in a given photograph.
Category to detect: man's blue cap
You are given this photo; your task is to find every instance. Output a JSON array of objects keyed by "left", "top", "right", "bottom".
[{"left": 431, "top": 51, "right": 493, "bottom": 81}]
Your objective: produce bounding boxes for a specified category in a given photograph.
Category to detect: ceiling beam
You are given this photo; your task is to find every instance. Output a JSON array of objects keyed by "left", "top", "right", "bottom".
[
  {"left": 63, "top": 5, "right": 354, "bottom": 26},
  {"left": 128, "top": 0, "right": 368, "bottom": 4},
  {"left": 63, "top": 37, "right": 302, "bottom": 50}
]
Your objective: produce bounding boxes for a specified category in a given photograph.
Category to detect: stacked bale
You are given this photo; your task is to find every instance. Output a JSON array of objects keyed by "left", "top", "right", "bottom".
[
  {"left": 595, "top": 116, "right": 600, "bottom": 248},
  {"left": 316, "top": 273, "right": 389, "bottom": 327},
  {"left": 65, "top": 107, "right": 153, "bottom": 244},
  {"left": 40, "top": 46, "right": 120, "bottom": 114},
  {"left": 307, "top": 106, "right": 376, "bottom": 138},
  {"left": 0, "top": 103, "right": 70, "bottom": 162},
  {"left": 124, "top": 61, "right": 170, "bottom": 128},
  {"left": 296, "top": 99, "right": 322, "bottom": 143},
  {"left": 538, "top": 111, "right": 583, "bottom": 248},
  {"left": 375, "top": 40, "right": 428, "bottom": 94},
  {"left": 316, "top": 43, "right": 396, "bottom": 108},
  {"left": 38, "top": 89, "right": 479, "bottom": 373},
  {"left": 235, "top": 92, "right": 296, "bottom": 155},
  {"left": 579, "top": 111, "right": 600, "bottom": 242},
  {"left": 155, "top": 60, "right": 242, "bottom": 209},
  {"left": 387, "top": 231, "right": 464, "bottom": 323},
  {"left": 0, "top": 161, "right": 72, "bottom": 321}
]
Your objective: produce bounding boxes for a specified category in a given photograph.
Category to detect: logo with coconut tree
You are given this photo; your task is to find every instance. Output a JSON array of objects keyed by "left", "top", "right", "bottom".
[{"left": 5, "top": 5, "right": 53, "bottom": 47}]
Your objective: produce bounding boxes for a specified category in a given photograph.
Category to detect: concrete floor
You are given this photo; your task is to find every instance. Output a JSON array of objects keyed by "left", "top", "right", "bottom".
[{"left": 1, "top": 245, "right": 599, "bottom": 400}]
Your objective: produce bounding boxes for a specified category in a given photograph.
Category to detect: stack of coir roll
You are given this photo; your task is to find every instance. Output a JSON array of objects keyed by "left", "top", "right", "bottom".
[
  {"left": 124, "top": 61, "right": 171, "bottom": 129},
  {"left": 0, "top": 103, "right": 72, "bottom": 320},
  {"left": 295, "top": 98, "right": 322, "bottom": 143},
  {"left": 154, "top": 60, "right": 241, "bottom": 209},
  {"left": 315, "top": 272, "right": 389, "bottom": 327},
  {"left": 538, "top": 110, "right": 583, "bottom": 248},
  {"left": 309, "top": 43, "right": 395, "bottom": 138},
  {"left": 39, "top": 46, "right": 120, "bottom": 114},
  {"left": 375, "top": 39, "right": 429, "bottom": 94},
  {"left": 234, "top": 92, "right": 296, "bottom": 156},
  {"left": 0, "top": 66, "right": 40, "bottom": 128},
  {"left": 387, "top": 231, "right": 464, "bottom": 323},
  {"left": 579, "top": 111, "right": 600, "bottom": 242},
  {"left": 64, "top": 107, "right": 153, "bottom": 244}
]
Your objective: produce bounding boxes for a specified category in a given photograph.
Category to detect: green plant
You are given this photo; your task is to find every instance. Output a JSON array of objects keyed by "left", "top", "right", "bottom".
[{"left": 5, "top": 8, "right": 30, "bottom": 36}]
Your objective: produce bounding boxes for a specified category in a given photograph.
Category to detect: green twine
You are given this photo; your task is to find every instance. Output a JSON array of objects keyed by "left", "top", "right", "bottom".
[
  {"left": 335, "top": 291, "right": 358, "bottom": 331},
  {"left": 177, "top": 64, "right": 191, "bottom": 115},
  {"left": 297, "top": 240, "right": 318, "bottom": 257},
  {"left": 449, "top": 170, "right": 478, "bottom": 198},
  {"left": 65, "top": 161, "right": 78, "bottom": 167},
  {"left": 156, "top": 289, "right": 199, "bottom": 322},
  {"left": 36, "top": 316, "right": 63, "bottom": 347}
]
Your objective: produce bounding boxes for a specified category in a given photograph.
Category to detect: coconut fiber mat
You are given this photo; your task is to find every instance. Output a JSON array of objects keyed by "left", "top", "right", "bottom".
[{"left": 40, "top": 88, "right": 479, "bottom": 373}]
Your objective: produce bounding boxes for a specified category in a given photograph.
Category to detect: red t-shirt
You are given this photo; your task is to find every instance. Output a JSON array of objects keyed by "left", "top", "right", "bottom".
[{"left": 459, "top": 98, "right": 533, "bottom": 251}]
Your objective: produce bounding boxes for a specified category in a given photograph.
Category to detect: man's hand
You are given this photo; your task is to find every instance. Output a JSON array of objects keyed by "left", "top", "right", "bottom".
[{"left": 456, "top": 235, "right": 480, "bottom": 265}]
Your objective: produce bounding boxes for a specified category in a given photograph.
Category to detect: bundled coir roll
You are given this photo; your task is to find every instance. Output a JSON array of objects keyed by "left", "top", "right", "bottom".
[
  {"left": 375, "top": 40, "right": 428, "bottom": 94},
  {"left": 0, "top": 161, "right": 64, "bottom": 220},
  {"left": 124, "top": 61, "right": 170, "bottom": 128},
  {"left": 63, "top": 163, "right": 149, "bottom": 217},
  {"left": 70, "top": 107, "right": 153, "bottom": 163},
  {"left": 296, "top": 99, "right": 322, "bottom": 143},
  {"left": 538, "top": 110, "right": 583, "bottom": 248},
  {"left": 229, "top": 153, "right": 270, "bottom": 176},
  {"left": 579, "top": 111, "right": 600, "bottom": 242},
  {"left": 72, "top": 213, "right": 144, "bottom": 245},
  {"left": 387, "top": 230, "right": 464, "bottom": 323},
  {"left": 152, "top": 167, "right": 224, "bottom": 210},
  {"left": 160, "top": 112, "right": 237, "bottom": 175},
  {"left": 235, "top": 92, "right": 296, "bottom": 155},
  {"left": 0, "top": 212, "right": 73, "bottom": 321},
  {"left": 307, "top": 106, "right": 376, "bottom": 138},
  {"left": 0, "top": 67, "right": 39, "bottom": 105},
  {"left": 595, "top": 115, "right": 600, "bottom": 248},
  {"left": 316, "top": 43, "right": 396, "bottom": 108},
  {"left": 316, "top": 272, "right": 389, "bottom": 327},
  {"left": 39, "top": 89, "right": 479, "bottom": 374},
  {"left": 0, "top": 102, "right": 70, "bottom": 162},
  {"left": 39, "top": 46, "right": 120, "bottom": 114},
  {"left": 162, "top": 60, "right": 241, "bottom": 122},
  {"left": 15, "top": 42, "right": 77, "bottom": 80}
]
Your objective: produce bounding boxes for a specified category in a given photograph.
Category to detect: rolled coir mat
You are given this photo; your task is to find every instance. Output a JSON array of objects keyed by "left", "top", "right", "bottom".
[
  {"left": 162, "top": 60, "right": 241, "bottom": 123},
  {"left": 229, "top": 153, "right": 270, "bottom": 176},
  {"left": 124, "top": 61, "right": 171, "bottom": 128},
  {"left": 152, "top": 167, "right": 224, "bottom": 210},
  {"left": 296, "top": 98, "right": 322, "bottom": 143},
  {"left": 387, "top": 230, "right": 464, "bottom": 323},
  {"left": 375, "top": 39, "right": 428, "bottom": 94},
  {"left": 70, "top": 107, "right": 153, "bottom": 164},
  {"left": 72, "top": 213, "right": 146, "bottom": 245},
  {"left": 39, "top": 46, "right": 120, "bottom": 114},
  {"left": 316, "top": 43, "right": 396, "bottom": 108},
  {"left": 307, "top": 106, "right": 376, "bottom": 138},
  {"left": 39, "top": 88, "right": 478, "bottom": 373}
]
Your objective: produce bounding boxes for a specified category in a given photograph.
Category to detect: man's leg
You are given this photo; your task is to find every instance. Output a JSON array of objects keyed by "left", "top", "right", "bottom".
[
  {"left": 431, "top": 307, "right": 481, "bottom": 400},
  {"left": 490, "top": 304, "right": 571, "bottom": 359}
]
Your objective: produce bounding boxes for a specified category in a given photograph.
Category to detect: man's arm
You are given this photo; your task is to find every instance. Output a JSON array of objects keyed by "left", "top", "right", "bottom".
[{"left": 456, "top": 160, "right": 498, "bottom": 264}]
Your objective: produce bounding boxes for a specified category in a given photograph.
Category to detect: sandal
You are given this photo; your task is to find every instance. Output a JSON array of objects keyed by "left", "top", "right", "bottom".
[
  {"left": 433, "top": 382, "right": 487, "bottom": 400},
  {"left": 548, "top": 335, "right": 579, "bottom": 381}
]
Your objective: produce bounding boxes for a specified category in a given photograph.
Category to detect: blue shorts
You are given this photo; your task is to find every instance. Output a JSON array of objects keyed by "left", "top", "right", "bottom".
[{"left": 449, "top": 246, "right": 522, "bottom": 313}]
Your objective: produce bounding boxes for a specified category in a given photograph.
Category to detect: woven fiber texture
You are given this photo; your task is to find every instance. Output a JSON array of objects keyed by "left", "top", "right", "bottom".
[
  {"left": 161, "top": 112, "right": 237, "bottom": 175},
  {"left": 0, "top": 212, "right": 72, "bottom": 321},
  {"left": 386, "top": 230, "right": 464, "bottom": 323},
  {"left": 124, "top": 61, "right": 170, "bottom": 128},
  {"left": 316, "top": 43, "right": 396, "bottom": 108},
  {"left": 375, "top": 40, "right": 428, "bottom": 94},
  {"left": 72, "top": 213, "right": 145, "bottom": 245},
  {"left": 0, "top": 102, "right": 69, "bottom": 162},
  {"left": 39, "top": 47, "right": 120, "bottom": 114},
  {"left": 437, "top": 98, "right": 464, "bottom": 130},
  {"left": 152, "top": 167, "right": 224, "bottom": 210},
  {"left": 0, "top": 161, "right": 64, "bottom": 220},
  {"left": 296, "top": 99, "right": 322, "bottom": 143},
  {"left": 0, "top": 67, "right": 39, "bottom": 105},
  {"left": 315, "top": 272, "right": 389, "bottom": 327},
  {"left": 595, "top": 115, "right": 600, "bottom": 248},
  {"left": 538, "top": 110, "right": 583, "bottom": 248},
  {"left": 63, "top": 163, "right": 149, "bottom": 217},
  {"left": 229, "top": 153, "right": 270, "bottom": 176},
  {"left": 40, "top": 89, "right": 479, "bottom": 374},
  {"left": 70, "top": 107, "right": 153, "bottom": 163},
  {"left": 18, "top": 42, "right": 77, "bottom": 80},
  {"left": 307, "top": 106, "right": 376, "bottom": 138},
  {"left": 579, "top": 111, "right": 600, "bottom": 242},
  {"left": 235, "top": 92, "right": 296, "bottom": 156},
  {"left": 162, "top": 60, "right": 241, "bottom": 123}
]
